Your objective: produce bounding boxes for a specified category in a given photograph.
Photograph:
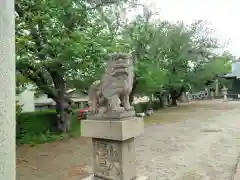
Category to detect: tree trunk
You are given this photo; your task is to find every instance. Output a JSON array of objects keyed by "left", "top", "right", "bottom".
[
  {"left": 51, "top": 71, "right": 72, "bottom": 133},
  {"left": 171, "top": 98, "right": 178, "bottom": 106},
  {"left": 170, "top": 86, "right": 185, "bottom": 106},
  {"left": 170, "top": 90, "right": 179, "bottom": 106},
  {"left": 159, "top": 97, "right": 164, "bottom": 108},
  {"left": 0, "top": 0, "right": 15, "bottom": 179},
  {"left": 170, "top": 89, "right": 182, "bottom": 106},
  {"left": 55, "top": 99, "right": 72, "bottom": 133},
  {"left": 166, "top": 95, "right": 171, "bottom": 106},
  {"left": 155, "top": 93, "right": 164, "bottom": 108}
]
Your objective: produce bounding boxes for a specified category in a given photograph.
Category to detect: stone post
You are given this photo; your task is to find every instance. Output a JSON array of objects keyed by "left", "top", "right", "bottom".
[
  {"left": 221, "top": 87, "right": 228, "bottom": 101},
  {"left": 82, "top": 53, "right": 148, "bottom": 180},
  {"left": 0, "top": 0, "right": 16, "bottom": 180},
  {"left": 82, "top": 116, "right": 147, "bottom": 180}
]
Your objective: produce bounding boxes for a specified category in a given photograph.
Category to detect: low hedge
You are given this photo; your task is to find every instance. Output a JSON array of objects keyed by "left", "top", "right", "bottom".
[
  {"left": 134, "top": 100, "right": 162, "bottom": 113},
  {"left": 17, "top": 101, "right": 163, "bottom": 145},
  {"left": 16, "top": 111, "right": 80, "bottom": 145}
]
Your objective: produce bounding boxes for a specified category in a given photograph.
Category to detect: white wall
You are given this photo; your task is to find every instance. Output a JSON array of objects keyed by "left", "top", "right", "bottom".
[
  {"left": 16, "top": 84, "right": 35, "bottom": 112},
  {"left": 133, "top": 96, "right": 150, "bottom": 104},
  {"left": 35, "top": 94, "right": 54, "bottom": 105},
  {"left": 17, "top": 88, "right": 89, "bottom": 112}
]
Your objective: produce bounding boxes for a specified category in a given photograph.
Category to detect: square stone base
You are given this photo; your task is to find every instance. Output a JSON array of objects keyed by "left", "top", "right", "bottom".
[
  {"left": 81, "top": 117, "right": 144, "bottom": 141},
  {"left": 92, "top": 138, "right": 136, "bottom": 180},
  {"left": 81, "top": 117, "right": 145, "bottom": 180},
  {"left": 83, "top": 174, "right": 149, "bottom": 180}
]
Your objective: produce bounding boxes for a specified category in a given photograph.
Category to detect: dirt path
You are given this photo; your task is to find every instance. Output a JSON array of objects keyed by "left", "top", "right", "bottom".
[{"left": 17, "top": 100, "right": 240, "bottom": 180}]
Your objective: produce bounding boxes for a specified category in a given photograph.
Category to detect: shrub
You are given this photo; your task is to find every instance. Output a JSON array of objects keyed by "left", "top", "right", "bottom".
[
  {"left": 16, "top": 100, "right": 23, "bottom": 118},
  {"left": 134, "top": 102, "right": 149, "bottom": 113},
  {"left": 134, "top": 100, "right": 162, "bottom": 113},
  {"left": 152, "top": 100, "right": 162, "bottom": 110},
  {"left": 16, "top": 111, "right": 81, "bottom": 145}
]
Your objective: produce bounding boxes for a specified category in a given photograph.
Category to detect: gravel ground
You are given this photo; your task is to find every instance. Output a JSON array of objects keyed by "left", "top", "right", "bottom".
[
  {"left": 17, "top": 100, "right": 240, "bottom": 180},
  {"left": 136, "top": 100, "right": 240, "bottom": 180}
]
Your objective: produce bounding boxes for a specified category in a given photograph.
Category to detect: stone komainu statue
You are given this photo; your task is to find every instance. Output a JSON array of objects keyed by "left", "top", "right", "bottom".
[{"left": 88, "top": 53, "right": 134, "bottom": 115}]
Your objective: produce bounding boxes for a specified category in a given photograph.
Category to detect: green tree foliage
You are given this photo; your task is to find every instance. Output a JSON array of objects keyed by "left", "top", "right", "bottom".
[
  {"left": 15, "top": 0, "right": 131, "bottom": 132},
  {"left": 188, "top": 51, "right": 232, "bottom": 91},
  {"left": 119, "top": 7, "right": 220, "bottom": 105},
  {"left": 15, "top": 1, "right": 234, "bottom": 133}
]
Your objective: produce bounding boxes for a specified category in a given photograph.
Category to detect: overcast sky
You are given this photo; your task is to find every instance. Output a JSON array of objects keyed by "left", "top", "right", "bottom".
[{"left": 137, "top": 0, "right": 240, "bottom": 57}]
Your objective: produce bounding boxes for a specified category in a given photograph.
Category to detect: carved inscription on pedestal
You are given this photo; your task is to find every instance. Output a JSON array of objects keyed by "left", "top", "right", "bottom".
[{"left": 94, "top": 139, "right": 121, "bottom": 180}]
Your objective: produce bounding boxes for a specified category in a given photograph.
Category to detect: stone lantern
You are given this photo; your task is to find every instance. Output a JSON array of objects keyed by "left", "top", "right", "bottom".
[{"left": 221, "top": 87, "right": 228, "bottom": 101}]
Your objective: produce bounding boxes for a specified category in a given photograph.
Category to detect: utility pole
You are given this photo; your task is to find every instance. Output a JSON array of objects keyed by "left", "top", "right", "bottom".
[{"left": 0, "top": 0, "right": 16, "bottom": 180}]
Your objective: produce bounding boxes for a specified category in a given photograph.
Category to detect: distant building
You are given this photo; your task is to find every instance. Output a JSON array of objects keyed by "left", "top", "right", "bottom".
[
  {"left": 17, "top": 85, "right": 88, "bottom": 112},
  {"left": 17, "top": 84, "right": 153, "bottom": 112},
  {"left": 224, "top": 60, "right": 240, "bottom": 99},
  {"left": 16, "top": 84, "right": 35, "bottom": 112},
  {"left": 35, "top": 88, "right": 88, "bottom": 110},
  {"left": 66, "top": 88, "right": 88, "bottom": 108}
]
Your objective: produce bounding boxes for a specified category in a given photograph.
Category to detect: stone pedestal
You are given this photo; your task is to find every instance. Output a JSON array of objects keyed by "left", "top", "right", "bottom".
[{"left": 81, "top": 117, "right": 148, "bottom": 180}]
